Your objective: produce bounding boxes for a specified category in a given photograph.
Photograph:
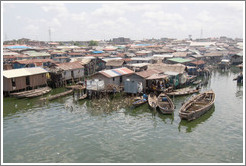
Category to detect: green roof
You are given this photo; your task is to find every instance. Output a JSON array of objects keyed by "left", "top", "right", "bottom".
[{"left": 167, "top": 57, "right": 192, "bottom": 63}]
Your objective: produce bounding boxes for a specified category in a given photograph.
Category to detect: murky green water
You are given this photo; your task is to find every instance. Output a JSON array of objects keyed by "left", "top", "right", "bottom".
[{"left": 3, "top": 68, "right": 244, "bottom": 163}]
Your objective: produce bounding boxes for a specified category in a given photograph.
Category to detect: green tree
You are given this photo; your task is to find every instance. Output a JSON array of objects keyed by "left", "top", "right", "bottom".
[{"left": 88, "top": 40, "right": 98, "bottom": 46}]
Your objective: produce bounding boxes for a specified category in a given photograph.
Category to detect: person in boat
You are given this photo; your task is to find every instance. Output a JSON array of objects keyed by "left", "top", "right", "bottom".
[{"left": 143, "top": 93, "right": 148, "bottom": 99}]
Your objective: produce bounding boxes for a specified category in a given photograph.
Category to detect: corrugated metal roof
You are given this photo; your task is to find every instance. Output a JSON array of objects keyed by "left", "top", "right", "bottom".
[
  {"left": 14, "top": 59, "right": 55, "bottom": 64},
  {"left": 6, "top": 45, "right": 31, "bottom": 49},
  {"left": 147, "top": 73, "right": 168, "bottom": 80},
  {"left": 3, "top": 67, "right": 48, "bottom": 78},
  {"left": 148, "top": 63, "right": 186, "bottom": 74},
  {"left": 24, "top": 51, "right": 50, "bottom": 57},
  {"left": 167, "top": 57, "right": 192, "bottom": 63},
  {"left": 57, "top": 61, "right": 84, "bottom": 70},
  {"left": 99, "top": 67, "right": 134, "bottom": 78},
  {"left": 190, "top": 60, "right": 205, "bottom": 65},
  {"left": 92, "top": 51, "right": 104, "bottom": 54},
  {"left": 106, "top": 59, "right": 125, "bottom": 67},
  {"left": 136, "top": 69, "right": 162, "bottom": 78}
]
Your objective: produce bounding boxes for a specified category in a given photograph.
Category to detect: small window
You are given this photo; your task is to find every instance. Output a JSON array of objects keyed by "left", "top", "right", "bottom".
[
  {"left": 26, "top": 76, "right": 30, "bottom": 85},
  {"left": 120, "top": 76, "right": 122, "bottom": 83},
  {"left": 11, "top": 78, "right": 16, "bottom": 87},
  {"left": 113, "top": 77, "right": 115, "bottom": 81},
  {"left": 64, "top": 71, "right": 66, "bottom": 75}
]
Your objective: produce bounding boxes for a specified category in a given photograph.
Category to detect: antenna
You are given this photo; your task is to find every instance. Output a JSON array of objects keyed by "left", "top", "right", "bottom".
[
  {"left": 49, "top": 27, "right": 51, "bottom": 42},
  {"left": 200, "top": 28, "right": 203, "bottom": 39}
]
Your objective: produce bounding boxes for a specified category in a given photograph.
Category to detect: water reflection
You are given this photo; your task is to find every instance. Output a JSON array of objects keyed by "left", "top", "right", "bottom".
[
  {"left": 178, "top": 105, "right": 215, "bottom": 133},
  {"left": 157, "top": 113, "right": 174, "bottom": 124},
  {"left": 3, "top": 97, "right": 41, "bottom": 117}
]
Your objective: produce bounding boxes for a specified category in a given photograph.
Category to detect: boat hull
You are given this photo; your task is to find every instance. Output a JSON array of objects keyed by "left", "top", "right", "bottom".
[
  {"left": 132, "top": 99, "right": 147, "bottom": 107},
  {"left": 148, "top": 93, "right": 157, "bottom": 110},
  {"left": 157, "top": 93, "right": 174, "bottom": 114},
  {"left": 179, "top": 90, "right": 215, "bottom": 121}
]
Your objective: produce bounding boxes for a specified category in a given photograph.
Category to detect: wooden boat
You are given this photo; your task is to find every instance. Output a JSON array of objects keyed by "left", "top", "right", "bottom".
[
  {"left": 157, "top": 93, "right": 174, "bottom": 114},
  {"left": 132, "top": 98, "right": 147, "bottom": 107},
  {"left": 179, "top": 90, "right": 215, "bottom": 121},
  {"left": 78, "top": 93, "right": 87, "bottom": 100},
  {"left": 11, "top": 87, "right": 51, "bottom": 98},
  {"left": 193, "top": 79, "right": 202, "bottom": 85},
  {"left": 166, "top": 86, "right": 200, "bottom": 96},
  {"left": 40, "top": 89, "right": 73, "bottom": 101},
  {"left": 148, "top": 92, "right": 157, "bottom": 110}
]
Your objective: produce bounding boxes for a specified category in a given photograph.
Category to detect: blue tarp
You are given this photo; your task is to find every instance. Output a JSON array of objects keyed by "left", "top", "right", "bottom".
[
  {"left": 6, "top": 46, "right": 31, "bottom": 49},
  {"left": 92, "top": 51, "right": 104, "bottom": 54},
  {"left": 135, "top": 44, "right": 152, "bottom": 46}
]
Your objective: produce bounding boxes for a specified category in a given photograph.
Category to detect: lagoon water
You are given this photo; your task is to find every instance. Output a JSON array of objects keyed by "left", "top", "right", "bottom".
[{"left": 3, "top": 68, "right": 244, "bottom": 163}]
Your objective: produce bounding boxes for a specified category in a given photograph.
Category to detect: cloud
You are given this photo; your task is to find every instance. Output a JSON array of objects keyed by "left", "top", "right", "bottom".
[
  {"left": 39, "top": 3, "right": 68, "bottom": 14},
  {"left": 3, "top": 3, "right": 244, "bottom": 40},
  {"left": 196, "top": 10, "right": 216, "bottom": 23},
  {"left": 70, "top": 12, "right": 86, "bottom": 21},
  {"left": 92, "top": 4, "right": 125, "bottom": 17},
  {"left": 24, "top": 24, "right": 39, "bottom": 35},
  {"left": 225, "top": 3, "right": 244, "bottom": 12}
]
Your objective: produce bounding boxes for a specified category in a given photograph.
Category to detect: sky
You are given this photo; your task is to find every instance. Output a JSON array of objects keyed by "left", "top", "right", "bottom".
[{"left": 2, "top": 1, "right": 245, "bottom": 41}]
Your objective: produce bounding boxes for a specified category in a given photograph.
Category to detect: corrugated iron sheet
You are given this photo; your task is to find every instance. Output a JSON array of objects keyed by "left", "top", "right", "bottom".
[
  {"left": 100, "top": 67, "right": 134, "bottom": 78},
  {"left": 3, "top": 67, "right": 48, "bottom": 78},
  {"left": 57, "top": 61, "right": 84, "bottom": 70}
]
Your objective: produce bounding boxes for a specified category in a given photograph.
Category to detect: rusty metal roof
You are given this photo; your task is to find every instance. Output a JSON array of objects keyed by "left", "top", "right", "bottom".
[
  {"left": 57, "top": 61, "right": 84, "bottom": 71},
  {"left": 14, "top": 59, "right": 56, "bottom": 64},
  {"left": 136, "top": 69, "right": 162, "bottom": 78}
]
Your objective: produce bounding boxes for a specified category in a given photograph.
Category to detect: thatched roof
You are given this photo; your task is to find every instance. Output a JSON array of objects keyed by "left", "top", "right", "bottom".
[{"left": 147, "top": 63, "right": 186, "bottom": 74}]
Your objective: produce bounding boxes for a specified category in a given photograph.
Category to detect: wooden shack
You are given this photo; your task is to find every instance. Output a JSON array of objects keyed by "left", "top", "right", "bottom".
[
  {"left": 105, "top": 59, "right": 126, "bottom": 69},
  {"left": 56, "top": 61, "right": 84, "bottom": 83},
  {"left": 147, "top": 63, "right": 188, "bottom": 88},
  {"left": 230, "top": 52, "right": 243, "bottom": 65},
  {"left": 3, "top": 67, "right": 48, "bottom": 95},
  {"left": 124, "top": 69, "right": 161, "bottom": 93},
  {"left": 91, "top": 67, "right": 134, "bottom": 87}
]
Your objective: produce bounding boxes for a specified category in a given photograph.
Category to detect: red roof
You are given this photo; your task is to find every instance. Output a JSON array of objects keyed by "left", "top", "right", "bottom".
[
  {"left": 190, "top": 60, "right": 205, "bottom": 65},
  {"left": 123, "top": 58, "right": 132, "bottom": 62},
  {"left": 3, "top": 55, "right": 16, "bottom": 59},
  {"left": 68, "top": 52, "right": 84, "bottom": 56},
  {"left": 54, "top": 56, "right": 69, "bottom": 59},
  {"left": 115, "top": 53, "right": 126, "bottom": 57}
]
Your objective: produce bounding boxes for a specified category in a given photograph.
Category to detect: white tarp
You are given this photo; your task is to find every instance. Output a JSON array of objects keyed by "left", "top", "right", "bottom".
[{"left": 86, "top": 79, "right": 105, "bottom": 90}]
